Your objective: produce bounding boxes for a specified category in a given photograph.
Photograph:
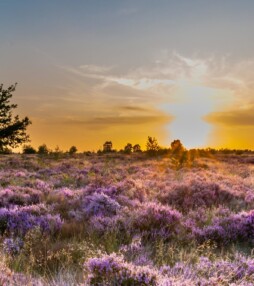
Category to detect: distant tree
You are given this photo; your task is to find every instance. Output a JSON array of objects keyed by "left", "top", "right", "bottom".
[
  {"left": 146, "top": 136, "right": 160, "bottom": 156},
  {"left": 69, "top": 145, "right": 78, "bottom": 155},
  {"left": 170, "top": 140, "right": 190, "bottom": 169},
  {"left": 0, "top": 84, "right": 31, "bottom": 152},
  {"left": 170, "top": 139, "right": 185, "bottom": 156},
  {"left": 124, "top": 143, "right": 132, "bottom": 154},
  {"left": 133, "top": 144, "right": 141, "bottom": 153},
  {"left": 23, "top": 145, "right": 37, "bottom": 154},
  {"left": 103, "top": 141, "right": 113, "bottom": 153},
  {"left": 38, "top": 144, "right": 49, "bottom": 155}
]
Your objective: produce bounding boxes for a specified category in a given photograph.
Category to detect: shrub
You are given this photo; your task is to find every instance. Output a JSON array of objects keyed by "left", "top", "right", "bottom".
[
  {"left": 84, "top": 253, "right": 159, "bottom": 285},
  {"left": 38, "top": 144, "right": 49, "bottom": 155},
  {"left": 69, "top": 146, "right": 78, "bottom": 155},
  {"left": 83, "top": 193, "right": 121, "bottom": 218},
  {"left": 130, "top": 202, "right": 182, "bottom": 240}
]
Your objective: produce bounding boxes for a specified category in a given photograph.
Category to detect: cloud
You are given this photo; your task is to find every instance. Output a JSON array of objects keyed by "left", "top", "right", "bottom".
[
  {"left": 59, "top": 53, "right": 254, "bottom": 146},
  {"left": 204, "top": 105, "right": 254, "bottom": 126},
  {"left": 61, "top": 64, "right": 175, "bottom": 92},
  {"left": 62, "top": 114, "right": 172, "bottom": 129},
  {"left": 119, "top": 105, "right": 150, "bottom": 112},
  {"left": 79, "top": 65, "right": 114, "bottom": 74},
  {"left": 87, "top": 115, "right": 172, "bottom": 125}
]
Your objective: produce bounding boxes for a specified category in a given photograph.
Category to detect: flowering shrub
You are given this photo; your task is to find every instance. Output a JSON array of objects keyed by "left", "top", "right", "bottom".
[
  {"left": 84, "top": 253, "right": 159, "bottom": 285},
  {"left": 0, "top": 154, "right": 253, "bottom": 284},
  {"left": 159, "top": 180, "right": 244, "bottom": 211},
  {"left": 0, "top": 207, "right": 62, "bottom": 236},
  {"left": 192, "top": 209, "right": 254, "bottom": 246},
  {"left": 83, "top": 192, "right": 121, "bottom": 217},
  {"left": 130, "top": 202, "right": 182, "bottom": 240},
  {"left": 0, "top": 186, "right": 42, "bottom": 207}
]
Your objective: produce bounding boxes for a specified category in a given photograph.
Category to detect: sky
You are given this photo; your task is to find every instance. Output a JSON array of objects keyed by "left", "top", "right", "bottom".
[{"left": 1, "top": 0, "right": 254, "bottom": 151}]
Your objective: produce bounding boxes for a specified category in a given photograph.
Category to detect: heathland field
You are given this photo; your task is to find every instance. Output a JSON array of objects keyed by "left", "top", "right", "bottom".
[{"left": 1, "top": 153, "right": 254, "bottom": 285}]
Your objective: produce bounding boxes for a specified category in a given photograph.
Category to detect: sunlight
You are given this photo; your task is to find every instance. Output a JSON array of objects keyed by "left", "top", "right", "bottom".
[{"left": 163, "top": 81, "right": 222, "bottom": 148}]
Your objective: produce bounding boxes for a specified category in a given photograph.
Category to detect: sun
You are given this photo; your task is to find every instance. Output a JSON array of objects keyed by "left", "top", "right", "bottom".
[{"left": 162, "top": 80, "right": 228, "bottom": 148}]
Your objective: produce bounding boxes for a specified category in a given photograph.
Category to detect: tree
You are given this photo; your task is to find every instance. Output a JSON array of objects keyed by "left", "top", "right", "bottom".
[
  {"left": 23, "top": 145, "right": 37, "bottom": 154},
  {"left": 38, "top": 144, "right": 49, "bottom": 155},
  {"left": 0, "top": 84, "right": 31, "bottom": 152},
  {"left": 146, "top": 136, "right": 160, "bottom": 156},
  {"left": 170, "top": 139, "right": 185, "bottom": 156},
  {"left": 69, "top": 145, "right": 78, "bottom": 155},
  {"left": 170, "top": 140, "right": 189, "bottom": 169},
  {"left": 133, "top": 144, "right": 141, "bottom": 153},
  {"left": 103, "top": 141, "right": 113, "bottom": 153},
  {"left": 124, "top": 143, "right": 132, "bottom": 154}
]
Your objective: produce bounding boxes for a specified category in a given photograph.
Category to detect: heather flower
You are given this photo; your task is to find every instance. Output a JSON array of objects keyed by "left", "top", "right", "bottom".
[
  {"left": 130, "top": 202, "right": 182, "bottom": 240},
  {"left": 0, "top": 207, "right": 62, "bottom": 236},
  {"left": 84, "top": 253, "right": 159, "bottom": 285},
  {"left": 3, "top": 237, "right": 23, "bottom": 256},
  {"left": 83, "top": 192, "right": 121, "bottom": 217}
]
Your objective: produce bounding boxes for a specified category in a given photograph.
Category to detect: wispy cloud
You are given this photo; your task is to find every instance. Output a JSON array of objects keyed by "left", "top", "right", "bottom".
[
  {"left": 58, "top": 52, "right": 254, "bottom": 148},
  {"left": 205, "top": 105, "right": 254, "bottom": 126}
]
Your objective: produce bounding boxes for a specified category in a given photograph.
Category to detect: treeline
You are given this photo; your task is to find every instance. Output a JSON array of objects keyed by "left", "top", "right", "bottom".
[{"left": 19, "top": 137, "right": 254, "bottom": 157}]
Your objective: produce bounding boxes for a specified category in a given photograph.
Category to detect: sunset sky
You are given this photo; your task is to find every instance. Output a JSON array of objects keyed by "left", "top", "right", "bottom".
[{"left": 1, "top": 0, "right": 254, "bottom": 151}]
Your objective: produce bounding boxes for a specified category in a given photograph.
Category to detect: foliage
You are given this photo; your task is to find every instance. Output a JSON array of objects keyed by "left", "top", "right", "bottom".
[
  {"left": 0, "top": 154, "right": 253, "bottom": 284},
  {"left": 38, "top": 144, "right": 49, "bottom": 155},
  {"left": 133, "top": 144, "right": 141, "bottom": 152},
  {"left": 103, "top": 141, "right": 113, "bottom": 153},
  {"left": 146, "top": 136, "right": 160, "bottom": 156},
  {"left": 170, "top": 139, "right": 185, "bottom": 156},
  {"left": 84, "top": 253, "right": 158, "bottom": 285},
  {"left": 0, "top": 84, "right": 31, "bottom": 151},
  {"left": 69, "top": 145, "right": 78, "bottom": 155},
  {"left": 124, "top": 143, "right": 132, "bottom": 154},
  {"left": 23, "top": 145, "right": 37, "bottom": 154}
]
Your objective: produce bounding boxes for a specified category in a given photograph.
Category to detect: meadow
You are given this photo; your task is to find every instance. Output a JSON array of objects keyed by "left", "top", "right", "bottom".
[{"left": 0, "top": 152, "right": 254, "bottom": 285}]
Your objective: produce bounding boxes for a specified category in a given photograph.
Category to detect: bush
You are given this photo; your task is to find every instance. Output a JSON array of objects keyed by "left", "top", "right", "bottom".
[
  {"left": 38, "top": 144, "right": 49, "bottom": 155},
  {"left": 131, "top": 202, "right": 182, "bottom": 240},
  {"left": 69, "top": 146, "right": 78, "bottom": 155},
  {"left": 22, "top": 145, "right": 37, "bottom": 154},
  {"left": 84, "top": 253, "right": 159, "bottom": 285}
]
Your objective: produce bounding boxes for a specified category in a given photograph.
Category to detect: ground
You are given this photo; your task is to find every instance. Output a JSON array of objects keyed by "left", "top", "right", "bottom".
[{"left": 0, "top": 153, "right": 254, "bottom": 285}]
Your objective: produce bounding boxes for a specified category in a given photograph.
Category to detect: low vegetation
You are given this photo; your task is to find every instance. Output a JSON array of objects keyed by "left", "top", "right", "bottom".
[{"left": 0, "top": 152, "right": 254, "bottom": 285}]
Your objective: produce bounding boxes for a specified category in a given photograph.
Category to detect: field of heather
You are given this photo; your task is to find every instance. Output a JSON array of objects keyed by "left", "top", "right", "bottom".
[{"left": 1, "top": 153, "right": 254, "bottom": 285}]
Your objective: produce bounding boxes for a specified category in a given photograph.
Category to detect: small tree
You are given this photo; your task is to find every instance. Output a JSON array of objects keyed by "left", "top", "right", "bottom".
[
  {"left": 170, "top": 140, "right": 189, "bottom": 169},
  {"left": 23, "top": 145, "right": 37, "bottom": 154},
  {"left": 146, "top": 136, "right": 160, "bottom": 156},
  {"left": 0, "top": 84, "right": 31, "bottom": 152},
  {"left": 69, "top": 145, "right": 78, "bottom": 155},
  {"left": 124, "top": 143, "right": 132, "bottom": 154},
  {"left": 38, "top": 144, "right": 49, "bottom": 155},
  {"left": 133, "top": 144, "right": 141, "bottom": 153},
  {"left": 103, "top": 141, "right": 113, "bottom": 153},
  {"left": 170, "top": 139, "right": 185, "bottom": 155}
]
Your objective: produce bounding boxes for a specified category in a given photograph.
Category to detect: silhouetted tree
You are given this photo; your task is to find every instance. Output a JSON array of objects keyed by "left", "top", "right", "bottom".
[
  {"left": 133, "top": 144, "right": 141, "bottom": 153},
  {"left": 170, "top": 140, "right": 190, "bottom": 169},
  {"left": 146, "top": 136, "right": 160, "bottom": 156},
  {"left": 69, "top": 145, "right": 78, "bottom": 155},
  {"left": 38, "top": 144, "right": 49, "bottom": 155},
  {"left": 170, "top": 139, "right": 185, "bottom": 156},
  {"left": 124, "top": 143, "right": 132, "bottom": 154},
  {"left": 103, "top": 141, "right": 113, "bottom": 153},
  {"left": 0, "top": 84, "right": 31, "bottom": 152},
  {"left": 23, "top": 145, "right": 37, "bottom": 154}
]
